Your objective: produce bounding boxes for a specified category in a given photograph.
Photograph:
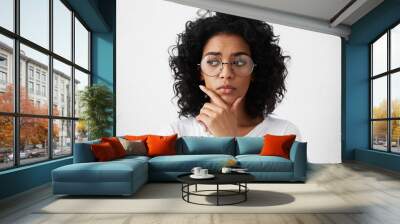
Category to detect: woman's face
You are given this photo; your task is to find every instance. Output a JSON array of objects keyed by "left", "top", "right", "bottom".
[{"left": 200, "top": 33, "right": 253, "bottom": 106}]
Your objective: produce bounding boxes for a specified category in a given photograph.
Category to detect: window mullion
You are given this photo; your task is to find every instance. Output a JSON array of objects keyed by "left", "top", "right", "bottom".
[{"left": 49, "top": 0, "right": 54, "bottom": 160}]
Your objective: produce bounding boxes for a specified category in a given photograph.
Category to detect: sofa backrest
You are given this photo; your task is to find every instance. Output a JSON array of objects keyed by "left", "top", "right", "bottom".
[
  {"left": 176, "top": 136, "right": 236, "bottom": 155},
  {"left": 73, "top": 139, "right": 100, "bottom": 163},
  {"left": 235, "top": 137, "right": 264, "bottom": 155}
]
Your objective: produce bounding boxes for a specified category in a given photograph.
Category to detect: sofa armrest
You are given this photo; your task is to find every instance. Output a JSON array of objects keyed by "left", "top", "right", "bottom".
[
  {"left": 73, "top": 140, "right": 100, "bottom": 163},
  {"left": 289, "top": 141, "right": 307, "bottom": 181}
]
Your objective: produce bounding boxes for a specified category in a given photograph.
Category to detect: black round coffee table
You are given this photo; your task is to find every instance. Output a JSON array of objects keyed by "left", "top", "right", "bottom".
[{"left": 177, "top": 172, "right": 255, "bottom": 206}]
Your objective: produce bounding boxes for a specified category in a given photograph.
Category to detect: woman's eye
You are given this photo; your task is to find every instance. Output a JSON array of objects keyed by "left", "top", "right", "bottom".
[
  {"left": 234, "top": 60, "right": 246, "bottom": 66},
  {"left": 207, "top": 60, "right": 220, "bottom": 66}
]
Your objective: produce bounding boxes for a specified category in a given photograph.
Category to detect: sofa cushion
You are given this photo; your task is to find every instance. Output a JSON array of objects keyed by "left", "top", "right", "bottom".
[
  {"left": 73, "top": 139, "right": 101, "bottom": 163},
  {"left": 260, "top": 134, "right": 296, "bottom": 159},
  {"left": 236, "top": 155, "right": 293, "bottom": 172},
  {"left": 101, "top": 137, "right": 127, "bottom": 158},
  {"left": 176, "top": 136, "right": 236, "bottom": 155},
  {"left": 235, "top": 137, "right": 263, "bottom": 155},
  {"left": 91, "top": 142, "right": 118, "bottom": 161},
  {"left": 148, "top": 154, "right": 235, "bottom": 172},
  {"left": 52, "top": 158, "right": 147, "bottom": 183},
  {"left": 147, "top": 134, "right": 178, "bottom": 157}
]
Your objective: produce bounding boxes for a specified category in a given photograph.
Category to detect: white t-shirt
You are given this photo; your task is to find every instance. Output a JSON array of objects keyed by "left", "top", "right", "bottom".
[{"left": 161, "top": 114, "right": 302, "bottom": 141}]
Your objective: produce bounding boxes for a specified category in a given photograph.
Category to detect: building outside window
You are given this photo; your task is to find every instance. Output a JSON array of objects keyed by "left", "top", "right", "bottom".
[{"left": 0, "top": 0, "right": 91, "bottom": 171}]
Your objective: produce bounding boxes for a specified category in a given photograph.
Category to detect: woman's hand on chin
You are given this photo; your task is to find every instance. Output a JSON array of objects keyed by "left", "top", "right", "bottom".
[{"left": 196, "top": 85, "right": 243, "bottom": 137}]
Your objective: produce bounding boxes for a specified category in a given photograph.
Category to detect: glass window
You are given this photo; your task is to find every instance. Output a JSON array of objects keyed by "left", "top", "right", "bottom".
[
  {"left": 0, "top": 34, "right": 14, "bottom": 113},
  {"left": 74, "top": 69, "right": 89, "bottom": 118},
  {"left": 28, "top": 81, "right": 34, "bottom": 93},
  {"left": 0, "top": 116, "right": 13, "bottom": 170},
  {"left": 0, "top": 54, "right": 7, "bottom": 67},
  {"left": 28, "top": 67, "right": 34, "bottom": 80},
  {"left": 391, "top": 24, "right": 400, "bottom": 70},
  {"left": 75, "top": 120, "right": 88, "bottom": 143},
  {"left": 372, "top": 121, "right": 388, "bottom": 151},
  {"left": 0, "top": 0, "right": 92, "bottom": 170},
  {"left": 372, "top": 76, "right": 387, "bottom": 119},
  {"left": 20, "top": 44, "right": 49, "bottom": 115},
  {"left": 53, "top": 0, "right": 72, "bottom": 60},
  {"left": 74, "top": 17, "right": 89, "bottom": 70},
  {"left": 391, "top": 120, "right": 400, "bottom": 153},
  {"left": 19, "top": 117, "right": 49, "bottom": 165},
  {"left": 20, "top": 0, "right": 49, "bottom": 49},
  {"left": 53, "top": 119, "right": 72, "bottom": 158},
  {"left": 372, "top": 33, "right": 387, "bottom": 76},
  {"left": 391, "top": 72, "right": 400, "bottom": 118},
  {"left": 0, "top": 0, "right": 14, "bottom": 32},
  {"left": 53, "top": 59, "right": 71, "bottom": 117}
]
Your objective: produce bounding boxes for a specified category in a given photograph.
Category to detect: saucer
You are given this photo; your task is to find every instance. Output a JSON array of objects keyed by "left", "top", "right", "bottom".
[{"left": 190, "top": 174, "right": 215, "bottom": 179}]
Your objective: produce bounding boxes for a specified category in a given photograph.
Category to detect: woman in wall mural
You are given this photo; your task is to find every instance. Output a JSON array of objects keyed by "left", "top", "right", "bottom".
[{"left": 167, "top": 11, "right": 301, "bottom": 140}]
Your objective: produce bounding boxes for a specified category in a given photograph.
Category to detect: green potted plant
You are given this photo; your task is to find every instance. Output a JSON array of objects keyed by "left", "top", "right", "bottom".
[{"left": 79, "top": 84, "right": 113, "bottom": 140}]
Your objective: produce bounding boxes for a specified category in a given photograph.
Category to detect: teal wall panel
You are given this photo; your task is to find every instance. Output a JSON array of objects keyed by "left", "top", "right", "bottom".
[{"left": 344, "top": 0, "right": 400, "bottom": 172}]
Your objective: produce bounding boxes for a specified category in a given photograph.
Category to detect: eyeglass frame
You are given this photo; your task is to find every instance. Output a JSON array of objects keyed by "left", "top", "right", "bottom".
[{"left": 197, "top": 55, "right": 257, "bottom": 77}]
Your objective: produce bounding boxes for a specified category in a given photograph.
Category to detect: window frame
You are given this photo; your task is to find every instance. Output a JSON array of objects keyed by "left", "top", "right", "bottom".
[
  {"left": 0, "top": 0, "right": 92, "bottom": 171},
  {"left": 370, "top": 20, "right": 400, "bottom": 154}
]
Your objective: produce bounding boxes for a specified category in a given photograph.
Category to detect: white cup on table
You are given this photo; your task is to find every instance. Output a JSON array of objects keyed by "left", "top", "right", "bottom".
[
  {"left": 191, "top": 167, "right": 202, "bottom": 176},
  {"left": 199, "top": 168, "right": 208, "bottom": 176}
]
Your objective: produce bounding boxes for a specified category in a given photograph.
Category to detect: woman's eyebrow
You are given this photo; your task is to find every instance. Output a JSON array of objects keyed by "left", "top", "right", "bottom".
[{"left": 203, "top": 51, "right": 250, "bottom": 56}]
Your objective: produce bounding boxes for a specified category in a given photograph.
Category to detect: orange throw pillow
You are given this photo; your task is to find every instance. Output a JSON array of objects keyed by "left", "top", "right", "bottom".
[
  {"left": 91, "top": 142, "right": 117, "bottom": 161},
  {"left": 101, "top": 137, "right": 127, "bottom": 158},
  {"left": 146, "top": 134, "right": 178, "bottom": 157},
  {"left": 124, "top": 135, "right": 149, "bottom": 141},
  {"left": 259, "top": 134, "right": 296, "bottom": 159}
]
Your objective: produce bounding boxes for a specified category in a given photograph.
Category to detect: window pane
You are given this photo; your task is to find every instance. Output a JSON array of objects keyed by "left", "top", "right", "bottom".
[
  {"left": 20, "top": 117, "right": 49, "bottom": 165},
  {"left": 74, "top": 17, "right": 89, "bottom": 70},
  {"left": 53, "top": 59, "right": 72, "bottom": 117},
  {"left": 391, "top": 72, "right": 400, "bottom": 118},
  {"left": 372, "top": 121, "right": 388, "bottom": 151},
  {"left": 372, "top": 77, "right": 387, "bottom": 119},
  {"left": 20, "top": 44, "right": 49, "bottom": 115},
  {"left": 53, "top": 119, "right": 72, "bottom": 157},
  {"left": 20, "top": 0, "right": 49, "bottom": 49},
  {"left": 0, "top": 0, "right": 13, "bottom": 31},
  {"left": 74, "top": 69, "right": 89, "bottom": 118},
  {"left": 53, "top": 0, "right": 72, "bottom": 60},
  {"left": 391, "top": 24, "right": 400, "bottom": 70},
  {"left": 0, "top": 34, "right": 14, "bottom": 112},
  {"left": 0, "top": 116, "right": 13, "bottom": 170},
  {"left": 75, "top": 120, "right": 88, "bottom": 143},
  {"left": 391, "top": 120, "right": 400, "bottom": 153},
  {"left": 372, "top": 33, "right": 387, "bottom": 76}
]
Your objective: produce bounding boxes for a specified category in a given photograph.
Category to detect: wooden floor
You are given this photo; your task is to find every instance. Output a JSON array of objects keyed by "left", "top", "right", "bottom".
[{"left": 1, "top": 162, "right": 400, "bottom": 224}]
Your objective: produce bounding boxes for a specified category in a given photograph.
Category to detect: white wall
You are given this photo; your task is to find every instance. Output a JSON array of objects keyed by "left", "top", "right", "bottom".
[{"left": 116, "top": 0, "right": 342, "bottom": 163}]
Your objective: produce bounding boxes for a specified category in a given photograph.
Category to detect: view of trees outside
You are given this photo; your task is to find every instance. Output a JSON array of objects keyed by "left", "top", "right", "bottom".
[
  {"left": 372, "top": 99, "right": 400, "bottom": 152},
  {"left": 0, "top": 0, "right": 91, "bottom": 170}
]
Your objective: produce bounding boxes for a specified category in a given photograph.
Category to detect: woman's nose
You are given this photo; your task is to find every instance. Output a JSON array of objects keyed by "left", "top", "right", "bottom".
[{"left": 218, "top": 62, "right": 234, "bottom": 79}]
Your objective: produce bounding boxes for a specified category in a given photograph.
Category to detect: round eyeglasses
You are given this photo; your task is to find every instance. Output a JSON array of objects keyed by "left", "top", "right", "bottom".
[{"left": 197, "top": 54, "right": 257, "bottom": 77}]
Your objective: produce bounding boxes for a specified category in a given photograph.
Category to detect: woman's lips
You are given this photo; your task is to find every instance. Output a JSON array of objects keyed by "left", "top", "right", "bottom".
[{"left": 218, "top": 87, "right": 235, "bottom": 94}]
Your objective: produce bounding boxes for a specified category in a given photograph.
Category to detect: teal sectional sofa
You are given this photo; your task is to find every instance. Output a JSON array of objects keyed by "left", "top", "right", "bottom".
[{"left": 52, "top": 136, "right": 307, "bottom": 196}]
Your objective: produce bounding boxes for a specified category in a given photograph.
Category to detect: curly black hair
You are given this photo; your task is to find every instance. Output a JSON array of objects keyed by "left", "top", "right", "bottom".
[{"left": 168, "top": 12, "right": 290, "bottom": 120}]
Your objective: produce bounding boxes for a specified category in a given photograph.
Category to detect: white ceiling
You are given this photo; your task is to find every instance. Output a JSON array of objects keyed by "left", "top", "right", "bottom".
[{"left": 165, "top": 0, "right": 384, "bottom": 39}]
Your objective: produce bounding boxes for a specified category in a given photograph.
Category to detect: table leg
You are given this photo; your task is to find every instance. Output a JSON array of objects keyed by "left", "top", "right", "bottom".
[
  {"left": 195, "top": 184, "right": 197, "bottom": 192},
  {"left": 217, "top": 184, "right": 219, "bottom": 206}
]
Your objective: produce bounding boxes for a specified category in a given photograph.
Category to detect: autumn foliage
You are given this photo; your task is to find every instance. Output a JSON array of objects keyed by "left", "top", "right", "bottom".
[
  {"left": 372, "top": 99, "right": 400, "bottom": 142},
  {"left": 0, "top": 84, "right": 59, "bottom": 151}
]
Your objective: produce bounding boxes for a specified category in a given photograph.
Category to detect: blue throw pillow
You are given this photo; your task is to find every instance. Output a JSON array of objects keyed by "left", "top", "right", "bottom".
[
  {"left": 235, "top": 137, "right": 264, "bottom": 155},
  {"left": 176, "top": 136, "right": 236, "bottom": 155}
]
